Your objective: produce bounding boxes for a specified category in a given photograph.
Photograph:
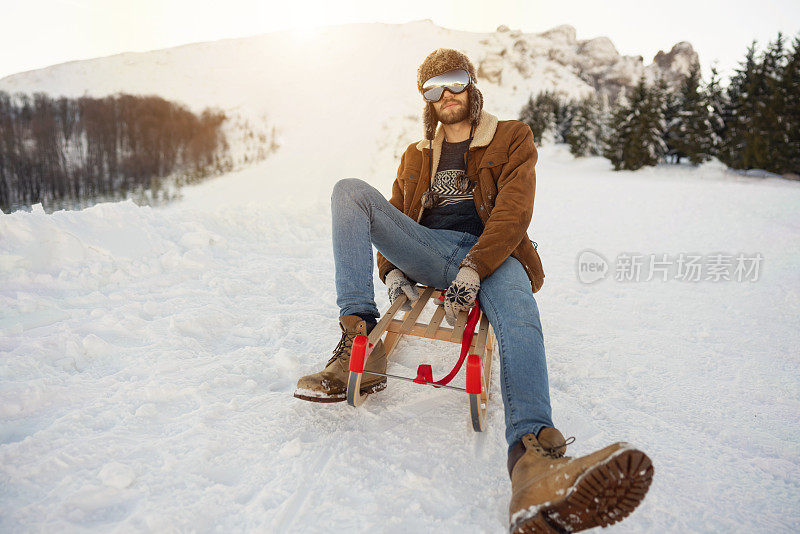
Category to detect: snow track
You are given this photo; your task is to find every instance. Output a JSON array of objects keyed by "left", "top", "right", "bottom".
[{"left": 2, "top": 145, "right": 799, "bottom": 532}]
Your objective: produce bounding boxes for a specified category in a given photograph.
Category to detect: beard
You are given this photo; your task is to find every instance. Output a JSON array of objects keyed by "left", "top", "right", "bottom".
[{"left": 436, "top": 101, "right": 469, "bottom": 124}]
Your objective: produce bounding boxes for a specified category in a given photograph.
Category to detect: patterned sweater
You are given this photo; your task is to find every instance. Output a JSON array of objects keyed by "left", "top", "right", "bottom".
[{"left": 419, "top": 138, "right": 485, "bottom": 237}]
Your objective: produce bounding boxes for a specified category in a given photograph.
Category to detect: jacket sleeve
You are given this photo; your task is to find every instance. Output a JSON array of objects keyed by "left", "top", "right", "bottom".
[
  {"left": 459, "top": 123, "right": 538, "bottom": 280},
  {"left": 376, "top": 150, "right": 407, "bottom": 285}
]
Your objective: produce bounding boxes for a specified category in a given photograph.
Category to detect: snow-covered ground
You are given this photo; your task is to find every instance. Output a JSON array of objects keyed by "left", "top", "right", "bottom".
[
  {"left": 2, "top": 141, "right": 799, "bottom": 532},
  {"left": 1, "top": 18, "right": 799, "bottom": 533}
]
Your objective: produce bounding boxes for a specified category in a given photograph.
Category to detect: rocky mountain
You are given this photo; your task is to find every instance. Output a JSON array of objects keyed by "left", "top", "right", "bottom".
[{"left": 478, "top": 23, "right": 698, "bottom": 103}]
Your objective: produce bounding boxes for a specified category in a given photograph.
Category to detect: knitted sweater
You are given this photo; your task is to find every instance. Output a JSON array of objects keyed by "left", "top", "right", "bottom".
[{"left": 419, "top": 138, "right": 484, "bottom": 237}]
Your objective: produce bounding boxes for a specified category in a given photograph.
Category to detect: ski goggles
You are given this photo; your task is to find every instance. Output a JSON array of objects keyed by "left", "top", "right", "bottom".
[{"left": 421, "top": 69, "right": 472, "bottom": 102}]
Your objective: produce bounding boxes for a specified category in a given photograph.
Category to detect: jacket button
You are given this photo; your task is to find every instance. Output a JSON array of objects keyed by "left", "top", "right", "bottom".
[{"left": 413, "top": 209, "right": 417, "bottom": 212}]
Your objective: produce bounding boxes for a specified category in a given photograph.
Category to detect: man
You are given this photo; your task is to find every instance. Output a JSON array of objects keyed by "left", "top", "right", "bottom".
[{"left": 294, "top": 48, "right": 653, "bottom": 533}]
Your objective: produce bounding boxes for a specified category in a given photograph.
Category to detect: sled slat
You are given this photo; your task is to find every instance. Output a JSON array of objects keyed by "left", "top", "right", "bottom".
[
  {"left": 450, "top": 310, "right": 468, "bottom": 342},
  {"left": 369, "top": 294, "right": 406, "bottom": 345},
  {"left": 473, "top": 312, "right": 489, "bottom": 358},
  {"left": 482, "top": 314, "right": 493, "bottom": 402},
  {"left": 400, "top": 287, "right": 434, "bottom": 333},
  {"left": 426, "top": 305, "right": 446, "bottom": 337},
  {"left": 387, "top": 320, "right": 466, "bottom": 342}
]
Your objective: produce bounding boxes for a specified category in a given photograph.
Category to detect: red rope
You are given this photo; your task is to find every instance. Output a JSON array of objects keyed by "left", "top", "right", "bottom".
[{"left": 432, "top": 304, "right": 482, "bottom": 386}]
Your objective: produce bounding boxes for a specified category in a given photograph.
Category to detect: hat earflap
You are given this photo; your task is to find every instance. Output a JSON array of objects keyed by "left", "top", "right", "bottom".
[
  {"left": 423, "top": 102, "right": 438, "bottom": 141},
  {"left": 468, "top": 84, "right": 483, "bottom": 126}
]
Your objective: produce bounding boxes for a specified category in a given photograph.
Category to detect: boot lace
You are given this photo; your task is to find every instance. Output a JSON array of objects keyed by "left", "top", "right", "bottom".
[
  {"left": 327, "top": 330, "right": 358, "bottom": 366},
  {"left": 537, "top": 436, "right": 576, "bottom": 459}
]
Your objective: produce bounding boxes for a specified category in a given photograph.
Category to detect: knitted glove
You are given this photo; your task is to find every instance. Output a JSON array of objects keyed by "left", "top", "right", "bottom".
[
  {"left": 443, "top": 266, "right": 480, "bottom": 326},
  {"left": 386, "top": 268, "right": 420, "bottom": 312}
]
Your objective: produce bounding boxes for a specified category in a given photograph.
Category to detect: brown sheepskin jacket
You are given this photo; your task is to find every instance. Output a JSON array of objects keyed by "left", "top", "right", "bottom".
[{"left": 377, "top": 109, "right": 545, "bottom": 293}]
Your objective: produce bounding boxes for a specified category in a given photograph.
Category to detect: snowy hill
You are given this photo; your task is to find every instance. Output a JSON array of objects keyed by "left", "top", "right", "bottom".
[
  {"left": 2, "top": 20, "right": 799, "bottom": 533},
  {"left": 0, "top": 19, "right": 697, "bottom": 111},
  {"left": 0, "top": 20, "right": 697, "bottom": 209}
]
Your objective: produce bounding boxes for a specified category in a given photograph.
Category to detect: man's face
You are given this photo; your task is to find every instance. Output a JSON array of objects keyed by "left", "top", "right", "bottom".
[{"left": 432, "top": 88, "right": 469, "bottom": 125}]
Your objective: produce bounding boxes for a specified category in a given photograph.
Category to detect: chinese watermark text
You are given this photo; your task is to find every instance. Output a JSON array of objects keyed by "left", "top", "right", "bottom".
[{"left": 576, "top": 250, "right": 763, "bottom": 283}]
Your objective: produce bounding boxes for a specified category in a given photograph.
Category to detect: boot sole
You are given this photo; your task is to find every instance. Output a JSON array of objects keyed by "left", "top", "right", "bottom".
[
  {"left": 293, "top": 378, "right": 387, "bottom": 403},
  {"left": 510, "top": 446, "right": 654, "bottom": 533}
]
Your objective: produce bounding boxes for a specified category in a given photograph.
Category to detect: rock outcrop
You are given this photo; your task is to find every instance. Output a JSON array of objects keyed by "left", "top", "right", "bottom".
[{"left": 475, "top": 24, "right": 699, "bottom": 103}]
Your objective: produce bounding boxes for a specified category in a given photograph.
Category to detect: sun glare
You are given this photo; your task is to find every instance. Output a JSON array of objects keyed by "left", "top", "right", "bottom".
[
  {"left": 274, "top": 1, "right": 336, "bottom": 43},
  {"left": 290, "top": 25, "right": 320, "bottom": 42}
]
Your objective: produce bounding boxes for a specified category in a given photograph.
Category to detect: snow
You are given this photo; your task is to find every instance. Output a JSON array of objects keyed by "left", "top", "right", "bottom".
[
  {"left": 98, "top": 462, "right": 137, "bottom": 489},
  {"left": 0, "top": 20, "right": 691, "bottom": 156},
  {"left": 2, "top": 142, "right": 799, "bottom": 532},
  {"left": 1, "top": 19, "right": 799, "bottom": 533}
]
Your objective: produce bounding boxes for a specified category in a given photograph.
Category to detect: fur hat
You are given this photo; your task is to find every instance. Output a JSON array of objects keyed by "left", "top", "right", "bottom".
[{"left": 417, "top": 48, "right": 483, "bottom": 140}]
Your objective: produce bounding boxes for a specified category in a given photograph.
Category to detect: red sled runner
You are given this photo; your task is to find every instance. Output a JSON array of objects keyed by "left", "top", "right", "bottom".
[{"left": 346, "top": 286, "right": 495, "bottom": 431}]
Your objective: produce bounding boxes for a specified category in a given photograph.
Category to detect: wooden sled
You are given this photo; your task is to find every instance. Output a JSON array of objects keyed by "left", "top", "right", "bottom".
[{"left": 346, "top": 286, "right": 496, "bottom": 431}]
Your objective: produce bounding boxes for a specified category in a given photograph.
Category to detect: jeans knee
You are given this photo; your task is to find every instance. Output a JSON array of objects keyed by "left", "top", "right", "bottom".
[{"left": 331, "top": 177, "right": 367, "bottom": 205}]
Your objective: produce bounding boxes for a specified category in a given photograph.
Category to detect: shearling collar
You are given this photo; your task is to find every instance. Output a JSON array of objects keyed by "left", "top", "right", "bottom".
[{"left": 415, "top": 110, "right": 499, "bottom": 179}]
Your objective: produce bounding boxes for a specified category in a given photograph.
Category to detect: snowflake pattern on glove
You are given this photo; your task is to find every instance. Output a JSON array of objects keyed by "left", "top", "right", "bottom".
[
  {"left": 446, "top": 284, "right": 476, "bottom": 309},
  {"left": 443, "top": 268, "right": 480, "bottom": 325}
]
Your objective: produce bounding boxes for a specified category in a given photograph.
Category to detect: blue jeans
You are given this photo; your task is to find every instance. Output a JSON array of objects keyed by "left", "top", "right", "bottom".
[{"left": 331, "top": 178, "right": 554, "bottom": 450}]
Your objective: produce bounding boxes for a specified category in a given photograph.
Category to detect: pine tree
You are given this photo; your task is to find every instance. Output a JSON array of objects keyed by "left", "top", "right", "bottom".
[
  {"left": 720, "top": 41, "right": 761, "bottom": 169},
  {"left": 602, "top": 90, "right": 630, "bottom": 170},
  {"left": 759, "top": 33, "right": 787, "bottom": 171},
  {"left": 519, "top": 91, "right": 560, "bottom": 145},
  {"left": 704, "top": 63, "right": 727, "bottom": 160},
  {"left": 519, "top": 94, "right": 537, "bottom": 143},
  {"left": 566, "top": 93, "right": 602, "bottom": 157},
  {"left": 637, "top": 75, "right": 669, "bottom": 167},
  {"left": 778, "top": 34, "right": 800, "bottom": 175},
  {"left": 596, "top": 91, "right": 614, "bottom": 156},
  {"left": 673, "top": 61, "right": 716, "bottom": 165},
  {"left": 653, "top": 74, "right": 682, "bottom": 163},
  {"left": 603, "top": 75, "right": 667, "bottom": 170},
  {"left": 554, "top": 97, "right": 574, "bottom": 143}
]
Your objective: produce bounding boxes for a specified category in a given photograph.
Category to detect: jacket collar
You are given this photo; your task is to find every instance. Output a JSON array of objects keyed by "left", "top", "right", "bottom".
[{"left": 415, "top": 110, "right": 499, "bottom": 179}]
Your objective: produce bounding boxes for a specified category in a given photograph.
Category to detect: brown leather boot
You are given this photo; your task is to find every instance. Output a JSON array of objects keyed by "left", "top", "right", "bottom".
[
  {"left": 293, "top": 315, "right": 387, "bottom": 402},
  {"left": 508, "top": 427, "right": 653, "bottom": 533}
]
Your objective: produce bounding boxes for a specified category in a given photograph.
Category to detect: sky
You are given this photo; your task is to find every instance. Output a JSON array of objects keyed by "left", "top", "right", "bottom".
[{"left": 1, "top": 0, "right": 799, "bottom": 84}]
